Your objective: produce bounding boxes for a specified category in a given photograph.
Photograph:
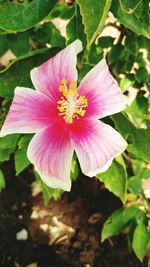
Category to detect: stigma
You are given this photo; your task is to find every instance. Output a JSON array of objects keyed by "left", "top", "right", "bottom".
[{"left": 57, "top": 80, "right": 88, "bottom": 124}]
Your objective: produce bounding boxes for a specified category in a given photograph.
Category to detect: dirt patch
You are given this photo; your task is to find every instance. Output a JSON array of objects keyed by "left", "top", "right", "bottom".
[{"left": 0, "top": 160, "right": 147, "bottom": 267}]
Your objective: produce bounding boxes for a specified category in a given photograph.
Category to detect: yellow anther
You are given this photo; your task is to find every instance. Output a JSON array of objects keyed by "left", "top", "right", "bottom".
[
  {"left": 59, "top": 85, "right": 65, "bottom": 92},
  {"left": 63, "top": 89, "right": 69, "bottom": 98},
  {"left": 57, "top": 80, "right": 88, "bottom": 124},
  {"left": 69, "top": 80, "right": 76, "bottom": 92},
  {"left": 61, "top": 79, "right": 67, "bottom": 85}
]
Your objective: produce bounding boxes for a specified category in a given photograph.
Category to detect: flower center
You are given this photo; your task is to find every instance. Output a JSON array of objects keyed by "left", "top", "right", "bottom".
[{"left": 57, "top": 80, "right": 88, "bottom": 124}]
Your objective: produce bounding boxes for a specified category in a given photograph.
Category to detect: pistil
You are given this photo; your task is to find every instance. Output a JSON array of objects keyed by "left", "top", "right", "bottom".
[{"left": 57, "top": 80, "right": 88, "bottom": 124}]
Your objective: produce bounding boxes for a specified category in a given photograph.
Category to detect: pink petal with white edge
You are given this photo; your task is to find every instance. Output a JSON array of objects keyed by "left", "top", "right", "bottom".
[
  {"left": 78, "top": 58, "right": 125, "bottom": 119},
  {"left": 27, "top": 123, "right": 73, "bottom": 191},
  {"left": 0, "top": 87, "right": 58, "bottom": 137},
  {"left": 71, "top": 119, "right": 127, "bottom": 177},
  {"left": 31, "top": 40, "right": 83, "bottom": 102}
]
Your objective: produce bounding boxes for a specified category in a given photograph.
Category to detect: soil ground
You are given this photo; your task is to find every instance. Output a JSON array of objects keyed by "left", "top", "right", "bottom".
[{"left": 0, "top": 160, "right": 147, "bottom": 267}]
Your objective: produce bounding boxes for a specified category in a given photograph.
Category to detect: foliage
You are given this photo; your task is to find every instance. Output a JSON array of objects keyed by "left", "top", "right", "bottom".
[
  {"left": 0, "top": 169, "right": 5, "bottom": 191},
  {"left": 96, "top": 157, "right": 127, "bottom": 203},
  {"left": 0, "top": 0, "right": 149, "bottom": 262},
  {"left": 0, "top": 0, "right": 58, "bottom": 32}
]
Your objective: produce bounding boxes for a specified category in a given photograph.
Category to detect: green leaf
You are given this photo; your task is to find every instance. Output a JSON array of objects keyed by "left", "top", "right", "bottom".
[
  {"left": 123, "top": 206, "right": 139, "bottom": 224},
  {"left": 0, "top": 134, "right": 19, "bottom": 149},
  {"left": 128, "top": 176, "right": 141, "bottom": 195},
  {"left": 70, "top": 155, "right": 79, "bottom": 182},
  {"left": 7, "top": 32, "right": 30, "bottom": 57},
  {"left": 137, "top": 35, "right": 150, "bottom": 54},
  {"left": 50, "top": 3, "right": 75, "bottom": 20},
  {"left": 96, "top": 159, "right": 127, "bottom": 203},
  {"left": 66, "top": 4, "right": 86, "bottom": 49},
  {"left": 0, "top": 47, "right": 59, "bottom": 97},
  {"left": 132, "top": 159, "right": 143, "bottom": 174},
  {"left": 31, "top": 22, "right": 65, "bottom": 49},
  {"left": 112, "top": 114, "right": 150, "bottom": 162},
  {"left": 15, "top": 148, "right": 30, "bottom": 175},
  {"left": 35, "top": 172, "right": 63, "bottom": 203},
  {"left": 0, "top": 134, "right": 19, "bottom": 162},
  {"left": 18, "top": 135, "right": 33, "bottom": 149},
  {"left": 136, "top": 67, "right": 149, "bottom": 83},
  {"left": 128, "top": 159, "right": 150, "bottom": 195},
  {"left": 101, "top": 205, "right": 139, "bottom": 242},
  {"left": 134, "top": 209, "right": 146, "bottom": 225},
  {"left": 142, "top": 168, "right": 150, "bottom": 179},
  {"left": 125, "top": 32, "right": 138, "bottom": 55},
  {"left": 76, "top": 0, "right": 112, "bottom": 46},
  {"left": 98, "top": 36, "right": 114, "bottom": 48},
  {"left": 108, "top": 44, "right": 134, "bottom": 74},
  {"left": 88, "top": 44, "right": 103, "bottom": 65},
  {"left": 108, "top": 44, "right": 127, "bottom": 65},
  {"left": 0, "top": 34, "right": 8, "bottom": 56},
  {"left": 102, "top": 209, "right": 124, "bottom": 242},
  {"left": 0, "top": 0, "right": 58, "bottom": 32},
  {"left": 50, "top": 23, "right": 65, "bottom": 48},
  {"left": 126, "top": 93, "right": 149, "bottom": 127},
  {"left": 78, "top": 64, "right": 91, "bottom": 82},
  {"left": 112, "top": 0, "right": 150, "bottom": 39},
  {"left": 132, "top": 223, "right": 149, "bottom": 262},
  {"left": 0, "top": 31, "right": 29, "bottom": 57},
  {"left": 120, "top": 76, "right": 134, "bottom": 93},
  {"left": 0, "top": 170, "right": 5, "bottom": 191},
  {"left": 0, "top": 148, "right": 12, "bottom": 162},
  {"left": 15, "top": 135, "right": 32, "bottom": 175},
  {"left": 119, "top": 0, "right": 142, "bottom": 14}
]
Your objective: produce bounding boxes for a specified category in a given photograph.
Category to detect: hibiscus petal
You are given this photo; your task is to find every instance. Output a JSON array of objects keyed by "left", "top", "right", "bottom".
[
  {"left": 31, "top": 40, "right": 83, "bottom": 102},
  {"left": 0, "top": 87, "right": 58, "bottom": 137},
  {"left": 27, "top": 123, "right": 73, "bottom": 191},
  {"left": 78, "top": 58, "right": 125, "bottom": 119},
  {"left": 71, "top": 119, "right": 127, "bottom": 177}
]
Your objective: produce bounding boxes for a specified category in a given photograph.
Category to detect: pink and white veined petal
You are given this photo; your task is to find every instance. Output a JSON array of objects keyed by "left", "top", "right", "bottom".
[
  {"left": 78, "top": 58, "right": 125, "bottom": 119},
  {"left": 0, "top": 87, "right": 58, "bottom": 137},
  {"left": 27, "top": 123, "right": 74, "bottom": 191},
  {"left": 31, "top": 40, "right": 83, "bottom": 102},
  {"left": 71, "top": 119, "right": 127, "bottom": 177}
]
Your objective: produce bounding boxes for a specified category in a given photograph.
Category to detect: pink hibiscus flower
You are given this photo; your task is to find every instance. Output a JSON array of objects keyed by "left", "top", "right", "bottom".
[{"left": 0, "top": 40, "right": 127, "bottom": 191}]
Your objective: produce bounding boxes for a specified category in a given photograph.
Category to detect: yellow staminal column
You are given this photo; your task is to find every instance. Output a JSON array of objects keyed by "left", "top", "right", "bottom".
[{"left": 57, "top": 80, "right": 88, "bottom": 124}]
